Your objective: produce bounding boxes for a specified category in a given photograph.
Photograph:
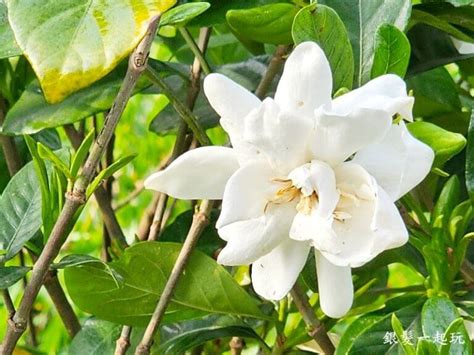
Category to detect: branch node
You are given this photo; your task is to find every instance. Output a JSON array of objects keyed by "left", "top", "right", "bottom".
[
  {"left": 66, "top": 190, "right": 86, "bottom": 205},
  {"left": 8, "top": 318, "right": 26, "bottom": 333}
]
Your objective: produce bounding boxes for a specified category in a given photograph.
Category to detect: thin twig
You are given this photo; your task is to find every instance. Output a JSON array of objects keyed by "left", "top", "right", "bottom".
[
  {"left": 147, "top": 193, "right": 169, "bottom": 241},
  {"left": 0, "top": 17, "right": 161, "bottom": 354},
  {"left": 114, "top": 182, "right": 144, "bottom": 210},
  {"left": 255, "top": 45, "right": 289, "bottom": 99},
  {"left": 135, "top": 200, "right": 214, "bottom": 354},
  {"left": 179, "top": 27, "right": 211, "bottom": 75},
  {"left": 290, "top": 284, "right": 335, "bottom": 355}
]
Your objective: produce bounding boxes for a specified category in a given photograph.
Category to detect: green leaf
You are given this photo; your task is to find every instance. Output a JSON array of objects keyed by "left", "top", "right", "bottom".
[
  {"left": 6, "top": 0, "right": 176, "bottom": 103},
  {"left": 160, "top": 2, "right": 210, "bottom": 27},
  {"left": 292, "top": 3, "right": 354, "bottom": 91},
  {"left": 51, "top": 254, "right": 104, "bottom": 270},
  {"left": 0, "top": 160, "right": 42, "bottom": 262},
  {"left": 64, "top": 242, "right": 267, "bottom": 326},
  {"left": 348, "top": 298, "right": 424, "bottom": 354},
  {"left": 87, "top": 154, "right": 136, "bottom": 197},
  {"left": 335, "top": 315, "right": 383, "bottom": 355},
  {"left": 2, "top": 64, "right": 151, "bottom": 135},
  {"left": 421, "top": 297, "right": 460, "bottom": 343},
  {"left": 0, "top": 266, "right": 30, "bottom": 289},
  {"left": 410, "top": 8, "right": 473, "bottom": 42},
  {"left": 392, "top": 314, "right": 416, "bottom": 355},
  {"left": 70, "top": 130, "right": 95, "bottom": 178},
  {"left": 432, "top": 176, "right": 461, "bottom": 230},
  {"left": 37, "top": 143, "right": 72, "bottom": 180},
  {"left": 160, "top": 210, "right": 224, "bottom": 256},
  {"left": 439, "top": 318, "right": 472, "bottom": 355},
  {"left": 416, "top": 338, "right": 439, "bottom": 355},
  {"left": 68, "top": 318, "right": 122, "bottom": 355},
  {"left": 226, "top": 3, "right": 298, "bottom": 45},
  {"left": 407, "top": 121, "right": 466, "bottom": 168},
  {"left": 467, "top": 114, "right": 474, "bottom": 202},
  {"left": 157, "top": 314, "right": 267, "bottom": 354},
  {"left": 371, "top": 23, "right": 410, "bottom": 78},
  {"left": 407, "top": 24, "right": 474, "bottom": 76},
  {"left": 0, "top": 0, "right": 21, "bottom": 58},
  {"left": 320, "top": 0, "right": 411, "bottom": 86}
]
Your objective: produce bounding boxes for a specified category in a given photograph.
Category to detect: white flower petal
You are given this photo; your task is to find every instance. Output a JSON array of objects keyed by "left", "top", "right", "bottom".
[
  {"left": 290, "top": 211, "right": 339, "bottom": 253},
  {"left": 144, "top": 146, "right": 239, "bottom": 200},
  {"left": 319, "top": 163, "right": 408, "bottom": 267},
  {"left": 243, "top": 98, "right": 313, "bottom": 174},
  {"left": 312, "top": 106, "right": 392, "bottom": 166},
  {"left": 217, "top": 203, "right": 296, "bottom": 265},
  {"left": 316, "top": 251, "right": 353, "bottom": 318},
  {"left": 331, "top": 74, "right": 414, "bottom": 120},
  {"left": 352, "top": 122, "right": 434, "bottom": 201},
  {"left": 203, "top": 73, "right": 261, "bottom": 139},
  {"left": 217, "top": 161, "right": 276, "bottom": 229},
  {"left": 252, "top": 239, "right": 310, "bottom": 300},
  {"left": 274, "top": 42, "right": 332, "bottom": 117}
]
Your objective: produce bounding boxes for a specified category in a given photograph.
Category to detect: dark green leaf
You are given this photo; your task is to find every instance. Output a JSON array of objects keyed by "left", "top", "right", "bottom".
[
  {"left": 371, "top": 23, "right": 411, "bottom": 78},
  {"left": 320, "top": 0, "right": 411, "bottom": 86},
  {"left": 335, "top": 315, "right": 383, "bottom": 355},
  {"left": 160, "top": 2, "right": 210, "bottom": 27},
  {"left": 467, "top": 114, "right": 474, "bottom": 202},
  {"left": 421, "top": 297, "right": 459, "bottom": 341},
  {"left": 416, "top": 338, "right": 439, "bottom": 355},
  {"left": 2, "top": 64, "right": 151, "bottom": 135},
  {"left": 439, "top": 318, "right": 472, "bottom": 355},
  {"left": 0, "top": 266, "right": 30, "bottom": 289},
  {"left": 52, "top": 254, "right": 103, "bottom": 270},
  {"left": 407, "top": 121, "right": 466, "bottom": 168},
  {"left": 64, "top": 242, "right": 267, "bottom": 326},
  {"left": 0, "top": 160, "right": 42, "bottom": 262},
  {"left": 68, "top": 318, "right": 122, "bottom": 355},
  {"left": 160, "top": 210, "right": 223, "bottom": 256},
  {"left": 292, "top": 3, "right": 354, "bottom": 91},
  {"left": 226, "top": 4, "right": 298, "bottom": 45},
  {"left": 432, "top": 176, "right": 461, "bottom": 230},
  {"left": 407, "top": 24, "right": 474, "bottom": 76},
  {"left": 157, "top": 314, "right": 267, "bottom": 354},
  {"left": 0, "top": 0, "right": 21, "bottom": 58}
]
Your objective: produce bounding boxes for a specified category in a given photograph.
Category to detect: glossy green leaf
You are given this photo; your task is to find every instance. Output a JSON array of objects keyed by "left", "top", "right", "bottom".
[
  {"left": 392, "top": 314, "right": 416, "bottom": 355},
  {"left": 371, "top": 23, "right": 410, "bottom": 78},
  {"left": 416, "top": 338, "right": 439, "bottom": 355},
  {"left": 320, "top": 0, "right": 411, "bottom": 86},
  {"left": 0, "top": 160, "right": 42, "bottom": 262},
  {"left": 157, "top": 314, "right": 267, "bottom": 354},
  {"left": 70, "top": 129, "right": 95, "bottom": 178},
  {"left": 439, "top": 318, "right": 472, "bottom": 355},
  {"left": 0, "top": 0, "right": 21, "bottom": 58},
  {"left": 335, "top": 315, "right": 383, "bottom": 355},
  {"left": 226, "top": 4, "right": 298, "bottom": 45},
  {"left": 407, "top": 121, "right": 466, "bottom": 168},
  {"left": 292, "top": 3, "right": 354, "bottom": 91},
  {"left": 467, "top": 114, "right": 474, "bottom": 202},
  {"left": 160, "top": 210, "right": 223, "bottom": 256},
  {"left": 2, "top": 64, "right": 151, "bottom": 135},
  {"left": 160, "top": 2, "right": 210, "bottom": 27},
  {"left": 64, "top": 242, "right": 267, "bottom": 326},
  {"left": 0, "top": 266, "right": 30, "bottom": 289},
  {"left": 37, "top": 143, "right": 72, "bottom": 180},
  {"left": 6, "top": 0, "right": 176, "bottom": 103}
]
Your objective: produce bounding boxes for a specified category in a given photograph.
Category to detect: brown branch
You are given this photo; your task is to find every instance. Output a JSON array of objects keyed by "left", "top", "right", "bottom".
[
  {"left": 135, "top": 200, "right": 214, "bottom": 354},
  {"left": 115, "top": 325, "right": 132, "bottom": 355},
  {"left": 290, "top": 284, "right": 335, "bottom": 355},
  {"left": 0, "top": 16, "right": 160, "bottom": 354},
  {"left": 255, "top": 45, "right": 289, "bottom": 99}
]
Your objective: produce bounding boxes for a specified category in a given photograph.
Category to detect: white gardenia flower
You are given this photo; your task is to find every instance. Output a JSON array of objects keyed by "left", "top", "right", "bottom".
[{"left": 145, "top": 42, "right": 434, "bottom": 318}]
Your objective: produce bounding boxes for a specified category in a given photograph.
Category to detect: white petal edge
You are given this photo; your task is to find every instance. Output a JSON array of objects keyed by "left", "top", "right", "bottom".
[
  {"left": 251, "top": 239, "right": 310, "bottom": 300},
  {"left": 316, "top": 251, "right": 353, "bottom": 318},
  {"left": 144, "top": 146, "right": 239, "bottom": 200},
  {"left": 217, "top": 203, "right": 296, "bottom": 265},
  {"left": 353, "top": 122, "right": 434, "bottom": 201},
  {"left": 274, "top": 41, "right": 332, "bottom": 117}
]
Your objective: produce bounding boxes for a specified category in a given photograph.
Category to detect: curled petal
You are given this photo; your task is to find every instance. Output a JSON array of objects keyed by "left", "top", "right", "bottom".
[
  {"left": 316, "top": 251, "right": 353, "bottom": 318},
  {"left": 353, "top": 122, "right": 434, "bottom": 201},
  {"left": 251, "top": 239, "right": 310, "bottom": 300},
  {"left": 217, "top": 203, "right": 296, "bottom": 265},
  {"left": 274, "top": 41, "right": 332, "bottom": 117},
  {"left": 144, "top": 147, "right": 239, "bottom": 200}
]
